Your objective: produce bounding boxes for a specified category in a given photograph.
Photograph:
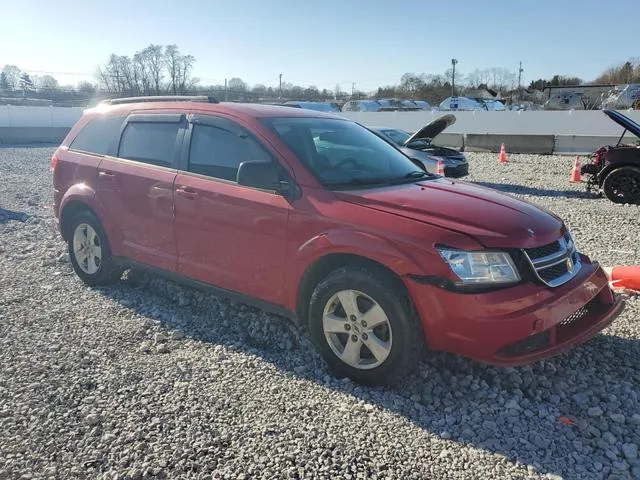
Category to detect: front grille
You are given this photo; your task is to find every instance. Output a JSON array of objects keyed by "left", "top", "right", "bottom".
[
  {"left": 558, "top": 305, "right": 589, "bottom": 327},
  {"left": 556, "top": 294, "right": 608, "bottom": 342},
  {"left": 523, "top": 232, "right": 581, "bottom": 288},
  {"left": 539, "top": 262, "right": 570, "bottom": 282},
  {"left": 525, "top": 242, "right": 562, "bottom": 260}
]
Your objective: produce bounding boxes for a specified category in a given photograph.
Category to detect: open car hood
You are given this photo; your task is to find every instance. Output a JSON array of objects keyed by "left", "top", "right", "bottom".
[
  {"left": 604, "top": 109, "right": 640, "bottom": 138},
  {"left": 404, "top": 114, "right": 456, "bottom": 145}
]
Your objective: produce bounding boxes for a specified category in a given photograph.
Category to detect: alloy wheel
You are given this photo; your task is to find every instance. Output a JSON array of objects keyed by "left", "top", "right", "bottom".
[
  {"left": 72, "top": 223, "right": 102, "bottom": 275},
  {"left": 322, "top": 289, "right": 393, "bottom": 370}
]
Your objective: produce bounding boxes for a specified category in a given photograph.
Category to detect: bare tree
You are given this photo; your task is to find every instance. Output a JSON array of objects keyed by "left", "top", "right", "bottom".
[
  {"left": 96, "top": 44, "right": 198, "bottom": 97},
  {"left": 1, "top": 65, "right": 21, "bottom": 90},
  {"left": 228, "top": 77, "right": 247, "bottom": 91},
  {"left": 400, "top": 73, "right": 426, "bottom": 98},
  {"left": 144, "top": 44, "right": 165, "bottom": 94},
  {"left": 178, "top": 54, "right": 197, "bottom": 94},
  {"left": 35, "top": 75, "right": 59, "bottom": 90},
  {"left": 165, "top": 45, "right": 180, "bottom": 95},
  {"left": 165, "top": 45, "right": 197, "bottom": 95},
  {"left": 133, "top": 51, "right": 151, "bottom": 95}
]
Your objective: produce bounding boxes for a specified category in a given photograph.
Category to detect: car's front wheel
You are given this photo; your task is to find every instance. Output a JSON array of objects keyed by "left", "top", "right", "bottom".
[
  {"left": 603, "top": 166, "right": 640, "bottom": 204},
  {"left": 67, "top": 210, "right": 123, "bottom": 286},
  {"left": 308, "top": 266, "right": 424, "bottom": 386}
]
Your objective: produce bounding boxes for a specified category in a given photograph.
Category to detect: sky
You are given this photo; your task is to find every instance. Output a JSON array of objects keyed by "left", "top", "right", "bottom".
[{"left": 1, "top": 0, "right": 638, "bottom": 92}]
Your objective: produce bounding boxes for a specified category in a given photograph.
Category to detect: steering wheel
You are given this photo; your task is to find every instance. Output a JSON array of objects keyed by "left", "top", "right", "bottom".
[{"left": 335, "top": 157, "right": 360, "bottom": 169}]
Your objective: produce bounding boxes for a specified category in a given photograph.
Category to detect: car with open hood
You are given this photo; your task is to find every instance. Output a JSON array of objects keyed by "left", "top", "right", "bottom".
[
  {"left": 369, "top": 114, "right": 469, "bottom": 178},
  {"left": 52, "top": 96, "right": 623, "bottom": 386},
  {"left": 581, "top": 109, "right": 640, "bottom": 204}
]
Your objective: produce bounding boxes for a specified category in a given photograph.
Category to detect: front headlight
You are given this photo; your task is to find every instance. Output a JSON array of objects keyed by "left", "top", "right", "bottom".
[{"left": 437, "top": 248, "right": 521, "bottom": 286}]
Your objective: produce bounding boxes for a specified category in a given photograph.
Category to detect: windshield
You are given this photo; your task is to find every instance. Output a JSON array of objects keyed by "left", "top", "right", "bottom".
[
  {"left": 263, "top": 117, "right": 429, "bottom": 188},
  {"left": 380, "top": 128, "right": 411, "bottom": 145},
  {"left": 381, "top": 128, "right": 430, "bottom": 149}
]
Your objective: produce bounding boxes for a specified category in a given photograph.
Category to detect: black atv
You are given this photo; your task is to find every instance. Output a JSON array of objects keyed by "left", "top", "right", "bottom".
[{"left": 581, "top": 109, "right": 640, "bottom": 204}]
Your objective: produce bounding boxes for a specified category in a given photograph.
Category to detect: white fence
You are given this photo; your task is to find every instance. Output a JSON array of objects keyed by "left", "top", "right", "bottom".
[
  {"left": 0, "top": 105, "right": 84, "bottom": 128},
  {"left": 1, "top": 104, "right": 639, "bottom": 135}
]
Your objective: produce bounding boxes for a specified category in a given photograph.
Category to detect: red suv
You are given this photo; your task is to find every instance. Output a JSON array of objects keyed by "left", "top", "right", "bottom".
[{"left": 52, "top": 96, "right": 624, "bottom": 386}]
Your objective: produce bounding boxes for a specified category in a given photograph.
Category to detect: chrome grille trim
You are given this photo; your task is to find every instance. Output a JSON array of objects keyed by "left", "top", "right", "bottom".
[{"left": 523, "top": 232, "right": 582, "bottom": 288}]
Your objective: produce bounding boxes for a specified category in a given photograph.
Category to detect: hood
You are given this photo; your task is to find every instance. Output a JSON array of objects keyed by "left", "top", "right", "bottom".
[
  {"left": 404, "top": 114, "right": 456, "bottom": 145},
  {"left": 334, "top": 179, "right": 564, "bottom": 248},
  {"left": 403, "top": 145, "right": 466, "bottom": 160},
  {"left": 603, "top": 109, "right": 640, "bottom": 138}
]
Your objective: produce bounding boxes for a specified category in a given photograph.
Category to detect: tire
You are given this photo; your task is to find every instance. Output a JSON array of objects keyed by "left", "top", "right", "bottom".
[
  {"left": 308, "top": 266, "right": 424, "bottom": 386},
  {"left": 67, "top": 210, "right": 123, "bottom": 286},
  {"left": 602, "top": 166, "right": 640, "bottom": 205}
]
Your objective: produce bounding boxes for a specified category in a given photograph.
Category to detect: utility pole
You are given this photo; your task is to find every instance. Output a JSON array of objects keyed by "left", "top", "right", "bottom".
[
  {"left": 224, "top": 78, "right": 228, "bottom": 102},
  {"left": 279, "top": 73, "right": 283, "bottom": 99},
  {"left": 451, "top": 58, "right": 458, "bottom": 97},
  {"left": 351, "top": 82, "right": 355, "bottom": 98},
  {"left": 517, "top": 61, "right": 524, "bottom": 101}
]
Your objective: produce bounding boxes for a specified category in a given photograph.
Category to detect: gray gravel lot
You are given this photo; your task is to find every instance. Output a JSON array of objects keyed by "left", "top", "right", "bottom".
[{"left": 1, "top": 146, "right": 639, "bottom": 480}]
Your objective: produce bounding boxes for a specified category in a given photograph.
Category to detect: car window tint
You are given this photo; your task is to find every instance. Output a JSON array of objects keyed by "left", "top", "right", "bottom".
[
  {"left": 69, "top": 115, "right": 125, "bottom": 155},
  {"left": 188, "top": 123, "right": 272, "bottom": 181},
  {"left": 382, "top": 129, "right": 410, "bottom": 146},
  {"left": 119, "top": 122, "right": 180, "bottom": 167}
]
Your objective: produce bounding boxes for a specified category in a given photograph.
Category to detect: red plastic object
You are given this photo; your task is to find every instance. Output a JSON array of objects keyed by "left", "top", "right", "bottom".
[
  {"left": 570, "top": 156, "right": 582, "bottom": 183},
  {"left": 558, "top": 416, "right": 576, "bottom": 426},
  {"left": 605, "top": 266, "right": 640, "bottom": 291}
]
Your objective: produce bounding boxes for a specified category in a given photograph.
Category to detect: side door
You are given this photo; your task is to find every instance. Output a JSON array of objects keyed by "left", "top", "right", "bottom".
[
  {"left": 173, "top": 114, "right": 291, "bottom": 305},
  {"left": 96, "top": 112, "right": 186, "bottom": 271}
]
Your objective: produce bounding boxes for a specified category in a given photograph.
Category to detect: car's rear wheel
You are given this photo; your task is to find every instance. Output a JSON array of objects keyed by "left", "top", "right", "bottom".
[
  {"left": 67, "top": 210, "right": 123, "bottom": 286},
  {"left": 308, "top": 266, "right": 424, "bottom": 386},
  {"left": 603, "top": 166, "right": 640, "bottom": 204}
]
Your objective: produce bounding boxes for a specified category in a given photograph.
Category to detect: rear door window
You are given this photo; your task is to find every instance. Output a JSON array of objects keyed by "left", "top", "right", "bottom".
[
  {"left": 69, "top": 115, "right": 125, "bottom": 155},
  {"left": 119, "top": 119, "right": 182, "bottom": 168}
]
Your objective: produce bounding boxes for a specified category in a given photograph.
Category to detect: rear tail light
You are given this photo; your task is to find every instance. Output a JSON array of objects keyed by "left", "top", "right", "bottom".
[{"left": 50, "top": 154, "right": 59, "bottom": 172}]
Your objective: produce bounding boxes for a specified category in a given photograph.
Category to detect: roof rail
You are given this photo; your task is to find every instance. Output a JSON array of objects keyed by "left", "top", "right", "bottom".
[{"left": 98, "top": 95, "right": 219, "bottom": 106}]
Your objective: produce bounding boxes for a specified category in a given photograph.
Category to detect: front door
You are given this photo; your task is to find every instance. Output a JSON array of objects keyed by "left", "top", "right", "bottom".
[
  {"left": 173, "top": 114, "right": 290, "bottom": 305},
  {"left": 96, "top": 112, "right": 186, "bottom": 271}
]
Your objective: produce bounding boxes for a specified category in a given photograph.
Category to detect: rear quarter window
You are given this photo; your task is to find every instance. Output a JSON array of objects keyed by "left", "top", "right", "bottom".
[{"left": 69, "top": 115, "right": 125, "bottom": 156}]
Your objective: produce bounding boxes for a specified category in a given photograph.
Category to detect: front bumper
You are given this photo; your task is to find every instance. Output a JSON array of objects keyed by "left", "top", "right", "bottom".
[{"left": 406, "top": 258, "right": 624, "bottom": 366}]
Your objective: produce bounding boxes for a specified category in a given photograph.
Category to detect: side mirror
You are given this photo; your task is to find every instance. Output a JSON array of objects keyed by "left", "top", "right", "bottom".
[{"left": 237, "top": 160, "right": 292, "bottom": 194}]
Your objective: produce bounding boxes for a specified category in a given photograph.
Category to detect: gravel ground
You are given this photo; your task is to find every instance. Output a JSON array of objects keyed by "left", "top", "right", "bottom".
[{"left": 0, "top": 146, "right": 639, "bottom": 480}]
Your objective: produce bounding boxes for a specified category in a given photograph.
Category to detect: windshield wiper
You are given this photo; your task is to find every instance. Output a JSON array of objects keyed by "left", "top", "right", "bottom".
[
  {"left": 326, "top": 171, "right": 435, "bottom": 189},
  {"left": 326, "top": 178, "right": 388, "bottom": 188},
  {"left": 403, "top": 170, "right": 433, "bottom": 179}
]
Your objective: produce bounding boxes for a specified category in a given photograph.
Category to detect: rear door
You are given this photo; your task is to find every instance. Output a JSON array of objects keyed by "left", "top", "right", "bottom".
[
  {"left": 173, "top": 113, "right": 290, "bottom": 305},
  {"left": 96, "top": 112, "right": 186, "bottom": 271}
]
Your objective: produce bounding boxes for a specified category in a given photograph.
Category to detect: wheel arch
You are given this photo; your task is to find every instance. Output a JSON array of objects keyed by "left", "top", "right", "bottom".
[
  {"left": 295, "top": 252, "right": 412, "bottom": 327},
  {"left": 598, "top": 162, "right": 640, "bottom": 185},
  {"left": 59, "top": 200, "right": 100, "bottom": 242}
]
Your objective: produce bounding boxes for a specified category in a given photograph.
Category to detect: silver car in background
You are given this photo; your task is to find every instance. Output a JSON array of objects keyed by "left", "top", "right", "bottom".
[{"left": 369, "top": 114, "right": 469, "bottom": 178}]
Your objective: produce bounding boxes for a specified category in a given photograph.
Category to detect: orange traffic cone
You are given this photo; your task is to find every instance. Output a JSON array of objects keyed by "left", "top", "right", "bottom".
[
  {"left": 570, "top": 156, "right": 582, "bottom": 183},
  {"left": 603, "top": 266, "right": 640, "bottom": 292},
  {"left": 436, "top": 159, "right": 445, "bottom": 176},
  {"left": 498, "top": 143, "right": 508, "bottom": 164}
]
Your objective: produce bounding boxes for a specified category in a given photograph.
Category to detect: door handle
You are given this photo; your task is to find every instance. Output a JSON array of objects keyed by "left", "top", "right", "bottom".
[
  {"left": 98, "top": 171, "right": 116, "bottom": 179},
  {"left": 175, "top": 186, "right": 198, "bottom": 199}
]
